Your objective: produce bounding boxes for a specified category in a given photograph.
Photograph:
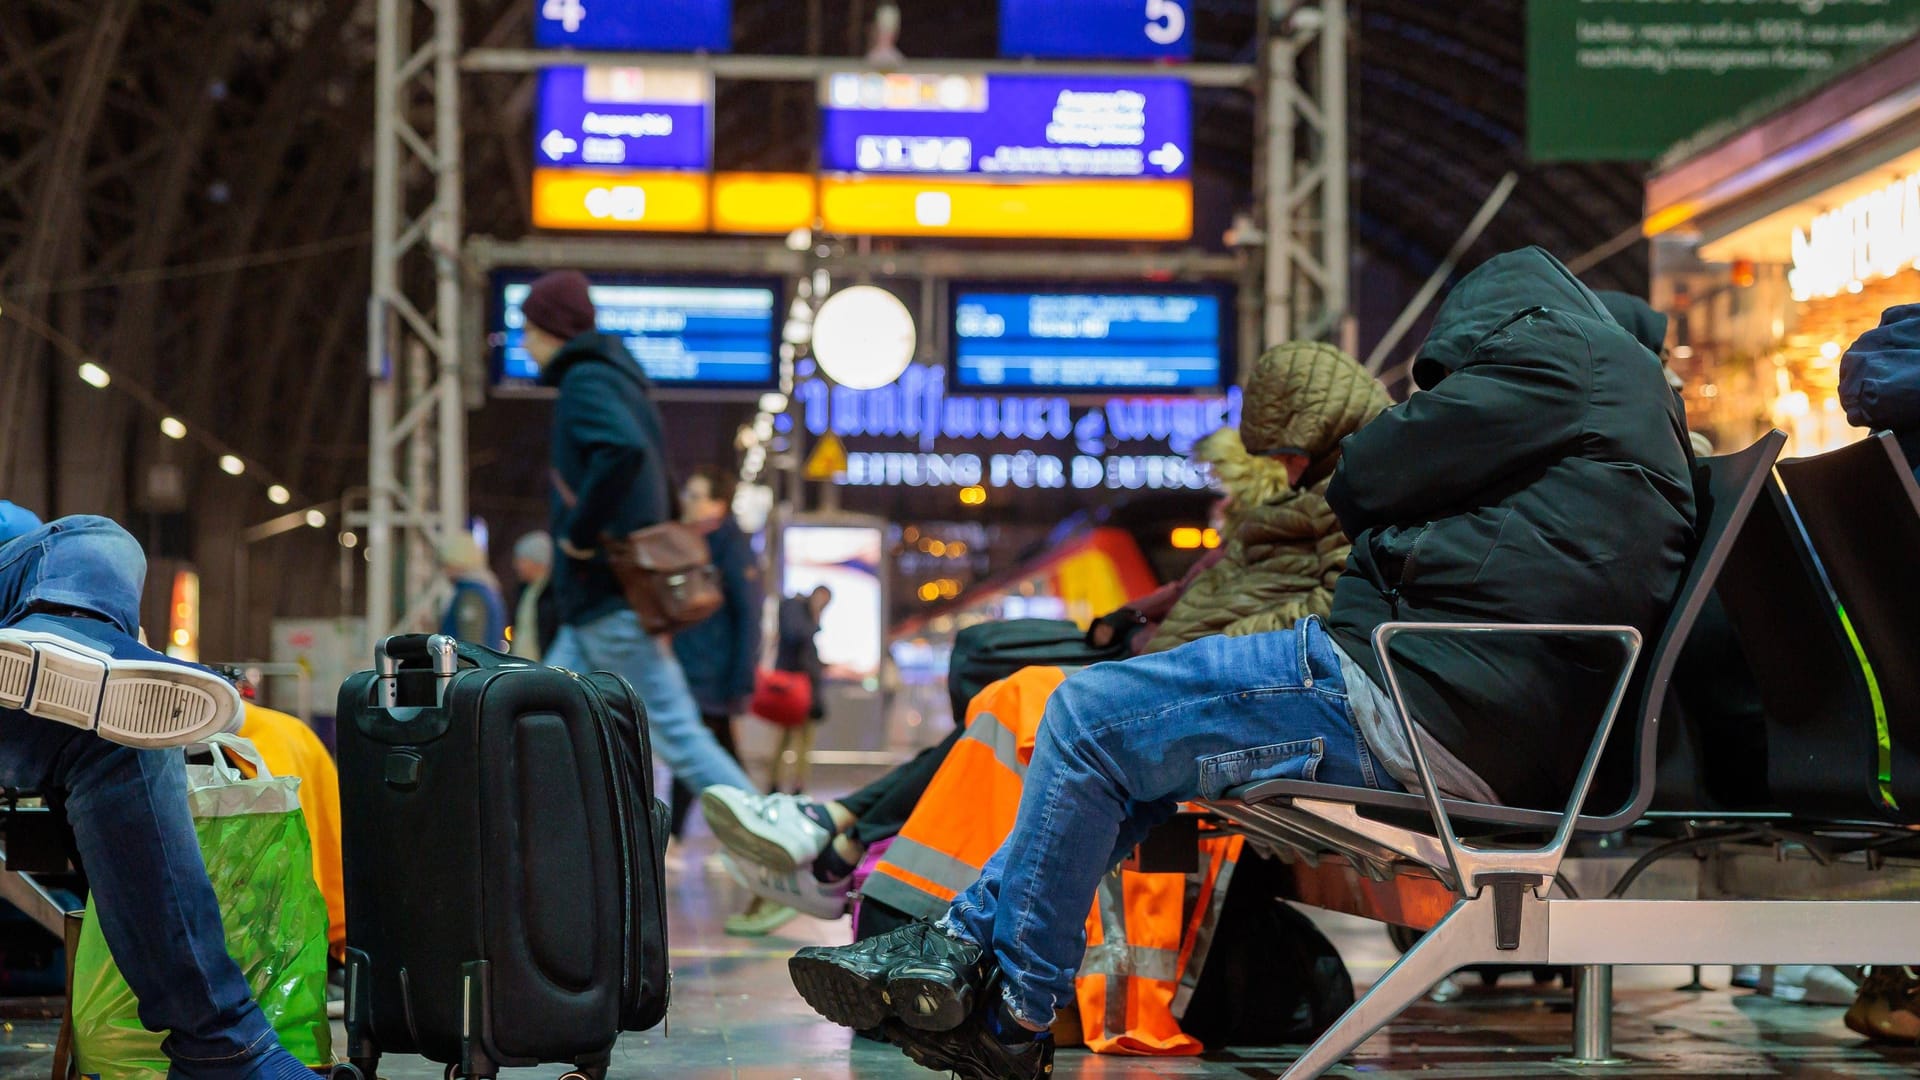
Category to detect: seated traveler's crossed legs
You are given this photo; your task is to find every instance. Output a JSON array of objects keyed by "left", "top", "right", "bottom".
[{"left": 0, "top": 513, "right": 306, "bottom": 1080}]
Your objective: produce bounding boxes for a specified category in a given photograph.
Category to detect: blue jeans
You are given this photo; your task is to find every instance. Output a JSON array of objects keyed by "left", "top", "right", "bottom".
[
  {"left": 0, "top": 517, "right": 289, "bottom": 1079},
  {"left": 544, "top": 608, "right": 756, "bottom": 793},
  {"left": 940, "top": 616, "right": 1403, "bottom": 1026}
]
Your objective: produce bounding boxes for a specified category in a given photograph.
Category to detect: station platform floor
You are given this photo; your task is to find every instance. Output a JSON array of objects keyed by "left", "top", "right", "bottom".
[{"left": 0, "top": 766, "right": 1915, "bottom": 1080}]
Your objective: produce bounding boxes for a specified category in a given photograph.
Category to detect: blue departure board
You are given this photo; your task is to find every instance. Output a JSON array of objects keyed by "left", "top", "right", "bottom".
[
  {"left": 534, "top": 67, "right": 711, "bottom": 172},
  {"left": 534, "top": 0, "right": 731, "bottom": 52},
  {"left": 492, "top": 272, "right": 779, "bottom": 388},
  {"left": 999, "top": 0, "right": 1192, "bottom": 60},
  {"left": 820, "top": 73, "right": 1190, "bottom": 180},
  {"left": 952, "top": 289, "right": 1227, "bottom": 391}
]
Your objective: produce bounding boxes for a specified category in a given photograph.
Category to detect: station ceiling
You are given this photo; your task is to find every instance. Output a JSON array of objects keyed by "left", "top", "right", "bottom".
[{"left": 0, "top": 0, "right": 1649, "bottom": 517}]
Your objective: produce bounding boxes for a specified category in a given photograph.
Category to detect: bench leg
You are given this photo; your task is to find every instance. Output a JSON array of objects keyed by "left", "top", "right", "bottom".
[
  {"left": 1557, "top": 964, "right": 1628, "bottom": 1066},
  {"left": 1280, "top": 899, "right": 1481, "bottom": 1079}
]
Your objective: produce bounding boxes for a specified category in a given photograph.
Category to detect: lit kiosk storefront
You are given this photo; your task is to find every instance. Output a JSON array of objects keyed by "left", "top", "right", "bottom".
[{"left": 1643, "top": 35, "right": 1920, "bottom": 456}]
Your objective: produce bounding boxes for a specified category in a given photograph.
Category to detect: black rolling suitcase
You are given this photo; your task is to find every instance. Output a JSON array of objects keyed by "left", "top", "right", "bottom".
[{"left": 332, "top": 634, "right": 669, "bottom": 1080}]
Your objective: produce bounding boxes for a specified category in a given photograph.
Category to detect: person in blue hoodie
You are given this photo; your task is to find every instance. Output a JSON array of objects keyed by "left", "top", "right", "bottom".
[
  {"left": 521, "top": 271, "right": 758, "bottom": 798},
  {"left": 0, "top": 503, "right": 310, "bottom": 1080}
]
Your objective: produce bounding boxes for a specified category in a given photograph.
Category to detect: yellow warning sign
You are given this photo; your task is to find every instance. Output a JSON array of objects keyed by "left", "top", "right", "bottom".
[{"left": 804, "top": 433, "right": 848, "bottom": 480}]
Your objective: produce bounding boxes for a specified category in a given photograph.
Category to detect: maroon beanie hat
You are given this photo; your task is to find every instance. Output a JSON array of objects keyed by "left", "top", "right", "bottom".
[{"left": 521, "top": 271, "right": 596, "bottom": 340}]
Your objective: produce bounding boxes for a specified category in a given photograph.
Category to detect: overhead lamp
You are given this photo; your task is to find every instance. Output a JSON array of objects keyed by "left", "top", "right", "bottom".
[
  {"left": 305, "top": 509, "right": 327, "bottom": 528},
  {"left": 160, "top": 416, "right": 188, "bottom": 440},
  {"left": 810, "top": 285, "right": 915, "bottom": 390},
  {"left": 266, "top": 484, "right": 290, "bottom": 505},
  {"left": 77, "top": 362, "right": 110, "bottom": 389},
  {"left": 219, "top": 455, "right": 245, "bottom": 476},
  {"left": 759, "top": 392, "right": 789, "bottom": 414},
  {"left": 339, "top": 531, "right": 359, "bottom": 549}
]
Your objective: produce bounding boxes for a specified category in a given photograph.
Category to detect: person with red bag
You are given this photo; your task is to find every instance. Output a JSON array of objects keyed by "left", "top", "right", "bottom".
[{"left": 760, "top": 586, "right": 831, "bottom": 792}]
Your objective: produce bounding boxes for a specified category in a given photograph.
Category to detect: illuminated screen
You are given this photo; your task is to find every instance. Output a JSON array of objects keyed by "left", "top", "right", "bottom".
[
  {"left": 999, "top": 0, "right": 1192, "bottom": 60},
  {"left": 534, "top": 0, "right": 731, "bottom": 52},
  {"left": 819, "top": 73, "right": 1189, "bottom": 180},
  {"left": 490, "top": 271, "right": 779, "bottom": 388},
  {"left": 951, "top": 287, "right": 1228, "bottom": 391},
  {"left": 781, "top": 525, "right": 885, "bottom": 681},
  {"left": 534, "top": 66, "right": 711, "bottom": 172}
]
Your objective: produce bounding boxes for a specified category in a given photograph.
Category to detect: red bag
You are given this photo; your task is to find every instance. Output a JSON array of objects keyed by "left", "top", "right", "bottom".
[{"left": 751, "top": 669, "right": 813, "bottom": 728}]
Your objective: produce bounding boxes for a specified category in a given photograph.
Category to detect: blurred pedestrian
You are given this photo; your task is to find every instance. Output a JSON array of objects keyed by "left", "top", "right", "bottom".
[
  {"left": 669, "top": 467, "right": 761, "bottom": 842},
  {"left": 439, "top": 531, "right": 506, "bottom": 651},
  {"left": 769, "top": 586, "right": 831, "bottom": 794},
  {"left": 522, "top": 269, "right": 758, "bottom": 799},
  {"left": 508, "top": 531, "right": 557, "bottom": 661}
]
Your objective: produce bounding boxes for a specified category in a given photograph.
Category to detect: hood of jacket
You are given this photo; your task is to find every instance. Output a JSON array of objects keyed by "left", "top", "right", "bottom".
[
  {"left": 1594, "top": 290, "right": 1670, "bottom": 359},
  {"left": 1411, "top": 246, "right": 1611, "bottom": 391},
  {"left": 1239, "top": 341, "right": 1392, "bottom": 487},
  {"left": 537, "top": 332, "right": 652, "bottom": 391}
]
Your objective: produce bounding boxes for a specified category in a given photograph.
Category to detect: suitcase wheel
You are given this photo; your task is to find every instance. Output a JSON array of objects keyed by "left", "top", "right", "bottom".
[
  {"left": 560, "top": 1068, "right": 606, "bottom": 1080},
  {"left": 331, "top": 1065, "right": 366, "bottom": 1080}
]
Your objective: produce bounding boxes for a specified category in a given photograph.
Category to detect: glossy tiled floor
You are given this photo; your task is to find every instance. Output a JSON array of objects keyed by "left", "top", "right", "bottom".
[{"left": 3, "top": 765, "right": 1917, "bottom": 1079}]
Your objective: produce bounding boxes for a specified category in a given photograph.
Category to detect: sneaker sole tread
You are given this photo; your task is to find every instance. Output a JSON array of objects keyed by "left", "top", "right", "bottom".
[
  {"left": 789, "top": 954, "right": 891, "bottom": 1031},
  {"left": 0, "top": 632, "right": 233, "bottom": 747},
  {"left": 887, "top": 973, "right": 972, "bottom": 1031}
]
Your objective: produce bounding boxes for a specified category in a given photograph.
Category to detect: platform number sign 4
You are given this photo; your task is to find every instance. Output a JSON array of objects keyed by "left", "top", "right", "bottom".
[
  {"left": 543, "top": 0, "right": 586, "bottom": 34},
  {"left": 1144, "top": 0, "right": 1184, "bottom": 46}
]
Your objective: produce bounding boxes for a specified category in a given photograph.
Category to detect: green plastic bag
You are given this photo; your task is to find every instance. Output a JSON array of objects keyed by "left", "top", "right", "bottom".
[{"left": 71, "top": 733, "right": 333, "bottom": 1079}]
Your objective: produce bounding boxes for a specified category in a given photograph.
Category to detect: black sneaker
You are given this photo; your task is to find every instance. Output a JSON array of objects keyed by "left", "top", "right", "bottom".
[
  {"left": 789, "top": 921, "right": 988, "bottom": 1031},
  {"left": 875, "top": 1016, "right": 1055, "bottom": 1080}
]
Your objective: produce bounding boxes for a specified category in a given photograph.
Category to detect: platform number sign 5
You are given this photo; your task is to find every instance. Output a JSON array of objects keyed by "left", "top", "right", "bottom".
[
  {"left": 543, "top": 0, "right": 586, "bottom": 33},
  {"left": 1144, "top": 0, "right": 1184, "bottom": 46}
]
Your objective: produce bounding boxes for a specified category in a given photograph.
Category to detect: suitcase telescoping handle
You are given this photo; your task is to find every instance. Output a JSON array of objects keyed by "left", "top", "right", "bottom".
[{"left": 375, "top": 633, "right": 457, "bottom": 709}]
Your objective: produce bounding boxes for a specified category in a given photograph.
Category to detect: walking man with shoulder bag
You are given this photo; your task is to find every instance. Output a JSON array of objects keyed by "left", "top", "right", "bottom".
[{"left": 520, "top": 271, "right": 759, "bottom": 798}]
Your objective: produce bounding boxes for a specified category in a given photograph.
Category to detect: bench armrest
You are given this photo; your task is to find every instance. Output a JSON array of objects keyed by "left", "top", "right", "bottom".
[{"left": 1372, "top": 621, "right": 1641, "bottom": 896}]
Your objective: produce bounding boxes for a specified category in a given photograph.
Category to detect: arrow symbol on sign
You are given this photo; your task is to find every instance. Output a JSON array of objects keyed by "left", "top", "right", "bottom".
[
  {"left": 1147, "top": 142, "right": 1184, "bottom": 173},
  {"left": 541, "top": 130, "right": 579, "bottom": 161}
]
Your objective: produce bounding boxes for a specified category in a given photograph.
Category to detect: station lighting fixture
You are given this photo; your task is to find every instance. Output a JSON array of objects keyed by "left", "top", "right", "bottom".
[
  {"left": 160, "top": 417, "right": 188, "bottom": 440},
  {"left": 957, "top": 485, "right": 987, "bottom": 506},
  {"left": 340, "top": 531, "right": 359, "bottom": 549},
  {"left": 77, "top": 362, "right": 110, "bottom": 389},
  {"left": 305, "top": 510, "right": 327, "bottom": 528},
  {"left": 219, "top": 455, "right": 245, "bottom": 476},
  {"left": 266, "top": 484, "right": 291, "bottom": 505},
  {"left": 758, "top": 392, "right": 789, "bottom": 414}
]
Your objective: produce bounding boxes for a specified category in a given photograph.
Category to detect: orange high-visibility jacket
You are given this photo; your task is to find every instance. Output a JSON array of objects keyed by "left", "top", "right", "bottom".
[{"left": 862, "top": 665, "right": 1242, "bottom": 1055}]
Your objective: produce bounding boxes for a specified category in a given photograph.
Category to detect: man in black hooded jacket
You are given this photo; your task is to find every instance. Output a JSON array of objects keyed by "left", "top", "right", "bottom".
[{"left": 781, "top": 247, "right": 1696, "bottom": 1080}]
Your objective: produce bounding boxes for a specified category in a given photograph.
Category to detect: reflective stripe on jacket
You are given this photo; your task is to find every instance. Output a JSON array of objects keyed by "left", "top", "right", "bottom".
[{"left": 863, "top": 664, "right": 1242, "bottom": 1055}]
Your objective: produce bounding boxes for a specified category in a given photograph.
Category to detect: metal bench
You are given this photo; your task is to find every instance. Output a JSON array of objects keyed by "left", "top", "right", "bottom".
[{"left": 1203, "top": 431, "right": 1920, "bottom": 1076}]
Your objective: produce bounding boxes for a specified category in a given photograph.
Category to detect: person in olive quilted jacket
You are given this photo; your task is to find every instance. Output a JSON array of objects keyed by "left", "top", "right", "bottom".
[{"left": 1149, "top": 341, "right": 1391, "bottom": 651}]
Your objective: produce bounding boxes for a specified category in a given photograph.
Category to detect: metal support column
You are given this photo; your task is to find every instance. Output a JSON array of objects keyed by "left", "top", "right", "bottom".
[
  {"left": 1558, "top": 965, "right": 1628, "bottom": 1066},
  {"left": 1263, "top": 0, "right": 1349, "bottom": 348},
  {"left": 367, "top": 0, "right": 465, "bottom": 644}
]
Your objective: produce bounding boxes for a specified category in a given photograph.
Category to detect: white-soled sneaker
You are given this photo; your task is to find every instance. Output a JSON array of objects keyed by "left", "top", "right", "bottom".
[
  {"left": 0, "top": 616, "right": 241, "bottom": 748},
  {"left": 700, "top": 786, "right": 834, "bottom": 872},
  {"left": 718, "top": 852, "right": 851, "bottom": 921}
]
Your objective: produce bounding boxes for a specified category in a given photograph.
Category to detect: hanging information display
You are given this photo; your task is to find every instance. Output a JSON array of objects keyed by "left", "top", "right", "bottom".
[
  {"left": 490, "top": 271, "right": 779, "bottom": 388},
  {"left": 816, "top": 72, "right": 1192, "bottom": 240},
  {"left": 535, "top": 66, "right": 711, "bottom": 172},
  {"left": 534, "top": 0, "right": 732, "bottom": 53},
  {"left": 998, "top": 0, "right": 1192, "bottom": 60},
  {"left": 821, "top": 72, "right": 1189, "bottom": 179},
  {"left": 951, "top": 287, "right": 1227, "bottom": 391}
]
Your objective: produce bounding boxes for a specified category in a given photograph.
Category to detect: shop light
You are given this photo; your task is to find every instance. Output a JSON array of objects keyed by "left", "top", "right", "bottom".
[
  {"left": 340, "top": 531, "right": 359, "bottom": 549},
  {"left": 1820, "top": 342, "right": 1841, "bottom": 361},
  {"left": 305, "top": 509, "right": 327, "bottom": 528},
  {"left": 160, "top": 416, "right": 188, "bottom": 440},
  {"left": 927, "top": 540, "right": 947, "bottom": 556},
  {"left": 1203, "top": 528, "right": 1221, "bottom": 549},
  {"left": 1670, "top": 346, "right": 1694, "bottom": 360},
  {"left": 267, "top": 484, "right": 290, "bottom": 504},
  {"left": 957, "top": 484, "right": 987, "bottom": 506},
  {"left": 77, "top": 362, "right": 110, "bottom": 388},
  {"left": 219, "top": 455, "right": 245, "bottom": 476},
  {"left": 917, "top": 581, "right": 940, "bottom": 602},
  {"left": 758, "top": 392, "right": 789, "bottom": 414},
  {"left": 1170, "top": 527, "right": 1203, "bottom": 549}
]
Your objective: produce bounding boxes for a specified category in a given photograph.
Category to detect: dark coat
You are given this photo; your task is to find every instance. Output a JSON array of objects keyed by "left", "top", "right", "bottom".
[
  {"left": 1840, "top": 302, "right": 1920, "bottom": 475},
  {"left": 672, "top": 518, "right": 762, "bottom": 715},
  {"left": 540, "top": 333, "right": 673, "bottom": 626},
  {"left": 775, "top": 595, "right": 826, "bottom": 719},
  {"left": 1326, "top": 247, "right": 1697, "bottom": 808}
]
